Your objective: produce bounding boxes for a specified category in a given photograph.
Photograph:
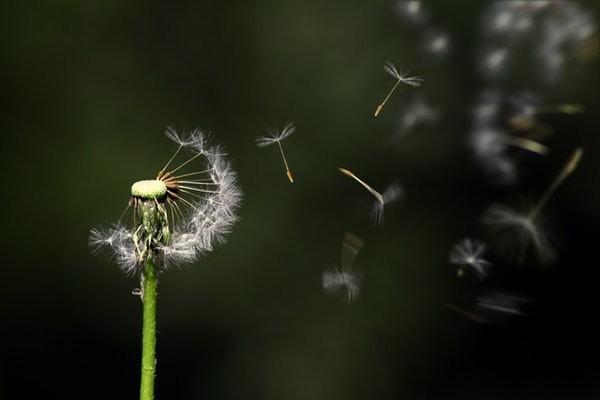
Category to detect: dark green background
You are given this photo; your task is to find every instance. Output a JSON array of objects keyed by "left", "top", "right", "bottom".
[{"left": 1, "top": 1, "right": 599, "bottom": 399}]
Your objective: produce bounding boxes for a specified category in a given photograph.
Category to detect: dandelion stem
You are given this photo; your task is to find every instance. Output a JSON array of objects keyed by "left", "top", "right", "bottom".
[
  {"left": 276, "top": 141, "right": 294, "bottom": 183},
  {"left": 374, "top": 79, "right": 401, "bottom": 117},
  {"left": 140, "top": 257, "right": 158, "bottom": 400},
  {"left": 528, "top": 147, "right": 583, "bottom": 221}
]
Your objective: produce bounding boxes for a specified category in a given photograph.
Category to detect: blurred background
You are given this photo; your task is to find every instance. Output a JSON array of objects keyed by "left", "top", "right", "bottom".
[{"left": 1, "top": 1, "right": 599, "bottom": 399}]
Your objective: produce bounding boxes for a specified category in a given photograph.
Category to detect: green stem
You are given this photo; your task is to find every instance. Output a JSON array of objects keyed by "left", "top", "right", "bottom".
[{"left": 140, "top": 257, "right": 158, "bottom": 400}]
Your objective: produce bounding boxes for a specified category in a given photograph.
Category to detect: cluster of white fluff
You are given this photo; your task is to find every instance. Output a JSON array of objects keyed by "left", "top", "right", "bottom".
[
  {"left": 89, "top": 129, "right": 242, "bottom": 273},
  {"left": 480, "top": 1, "right": 596, "bottom": 82},
  {"left": 322, "top": 267, "right": 361, "bottom": 303},
  {"left": 469, "top": 90, "right": 548, "bottom": 186},
  {"left": 469, "top": 90, "right": 518, "bottom": 185},
  {"left": 395, "top": 1, "right": 451, "bottom": 58}
]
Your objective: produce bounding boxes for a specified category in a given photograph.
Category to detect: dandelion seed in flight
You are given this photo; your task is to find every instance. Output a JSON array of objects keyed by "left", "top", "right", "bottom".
[
  {"left": 445, "top": 290, "right": 529, "bottom": 324},
  {"left": 476, "top": 290, "right": 529, "bottom": 317},
  {"left": 374, "top": 62, "right": 423, "bottom": 117},
  {"left": 449, "top": 238, "right": 492, "bottom": 280},
  {"left": 256, "top": 122, "right": 296, "bottom": 183},
  {"left": 483, "top": 147, "right": 583, "bottom": 264},
  {"left": 89, "top": 127, "right": 242, "bottom": 273},
  {"left": 322, "top": 232, "right": 364, "bottom": 303},
  {"left": 322, "top": 267, "right": 361, "bottom": 303},
  {"left": 338, "top": 167, "right": 404, "bottom": 225},
  {"left": 444, "top": 303, "right": 488, "bottom": 324}
]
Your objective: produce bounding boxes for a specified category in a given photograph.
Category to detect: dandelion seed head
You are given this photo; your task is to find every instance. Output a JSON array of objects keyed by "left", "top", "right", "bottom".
[
  {"left": 90, "top": 128, "right": 242, "bottom": 273},
  {"left": 449, "top": 238, "right": 492, "bottom": 280}
]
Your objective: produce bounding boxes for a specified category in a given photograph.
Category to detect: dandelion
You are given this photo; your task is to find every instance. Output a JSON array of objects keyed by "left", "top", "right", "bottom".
[
  {"left": 338, "top": 167, "right": 404, "bottom": 225},
  {"left": 89, "top": 127, "right": 242, "bottom": 400},
  {"left": 484, "top": 147, "right": 583, "bottom": 264},
  {"left": 449, "top": 238, "right": 492, "bottom": 280},
  {"left": 374, "top": 62, "right": 423, "bottom": 117},
  {"left": 323, "top": 232, "right": 364, "bottom": 303},
  {"left": 256, "top": 122, "right": 296, "bottom": 183}
]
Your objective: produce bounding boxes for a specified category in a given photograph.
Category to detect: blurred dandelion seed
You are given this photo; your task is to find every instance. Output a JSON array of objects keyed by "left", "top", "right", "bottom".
[
  {"left": 338, "top": 168, "right": 404, "bottom": 225},
  {"left": 449, "top": 238, "right": 492, "bottom": 280},
  {"left": 444, "top": 303, "right": 488, "bottom": 324},
  {"left": 395, "top": 95, "right": 440, "bottom": 139},
  {"left": 484, "top": 148, "right": 583, "bottom": 263},
  {"left": 256, "top": 122, "right": 296, "bottom": 183},
  {"left": 445, "top": 290, "right": 529, "bottom": 324},
  {"left": 476, "top": 290, "right": 530, "bottom": 316},
  {"left": 498, "top": 134, "right": 549, "bottom": 155},
  {"left": 341, "top": 231, "right": 365, "bottom": 270},
  {"left": 322, "top": 268, "right": 361, "bottom": 303},
  {"left": 374, "top": 62, "right": 423, "bottom": 117},
  {"left": 531, "top": 103, "right": 585, "bottom": 115},
  {"left": 323, "top": 232, "right": 364, "bottom": 303}
]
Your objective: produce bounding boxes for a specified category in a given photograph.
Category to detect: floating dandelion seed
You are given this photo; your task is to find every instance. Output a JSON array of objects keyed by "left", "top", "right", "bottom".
[
  {"left": 256, "top": 122, "right": 296, "bottom": 183},
  {"left": 484, "top": 147, "right": 583, "bottom": 264},
  {"left": 529, "top": 103, "right": 585, "bottom": 115},
  {"left": 508, "top": 94, "right": 584, "bottom": 131},
  {"left": 474, "top": 130, "right": 550, "bottom": 156},
  {"left": 394, "top": 95, "right": 440, "bottom": 139},
  {"left": 322, "top": 267, "right": 361, "bottom": 303},
  {"left": 476, "top": 290, "right": 529, "bottom": 316},
  {"left": 89, "top": 128, "right": 241, "bottom": 400},
  {"left": 338, "top": 168, "right": 404, "bottom": 225},
  {"left": 444, "top": 303, "right": 488, "bottom": 324},
  {"left": 395, "top": 1, "right": 427, "bottom": 25},
  {"left": 425, "top": 31, "right": 450, "bottom": 56},
  {"left": 470, "top": 91, "right": 553, "bottom": 185},
  {"left": 374, "top": 62, "right": 423, "bottom": 117},
  {"left": 323, "top": 232, "right": 364, "bottom": 303},
  {"left": 449, "top": 238, "right": 492, "bottom": 280},
  {"left": 341, "top": 231, "right": 364, "bottom": 271},
  {"left": 445, "top": 290, "right": 529, "bottom": 324}
]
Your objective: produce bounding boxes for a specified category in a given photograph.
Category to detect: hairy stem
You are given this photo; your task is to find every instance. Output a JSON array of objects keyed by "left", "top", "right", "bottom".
[{"left": 140, "top": 257, "right": 158, "bottom": 400}]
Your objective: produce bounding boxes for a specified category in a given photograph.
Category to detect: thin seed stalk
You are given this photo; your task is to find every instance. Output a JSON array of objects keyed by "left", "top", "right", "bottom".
[{"left": 140, "top": 257, "right": 158, "bottom": 400}]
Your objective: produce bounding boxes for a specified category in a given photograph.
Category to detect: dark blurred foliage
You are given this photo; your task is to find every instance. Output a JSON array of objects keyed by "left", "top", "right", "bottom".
[{"left": 0, "top": 1, "right": 599, "bottom": 399}]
